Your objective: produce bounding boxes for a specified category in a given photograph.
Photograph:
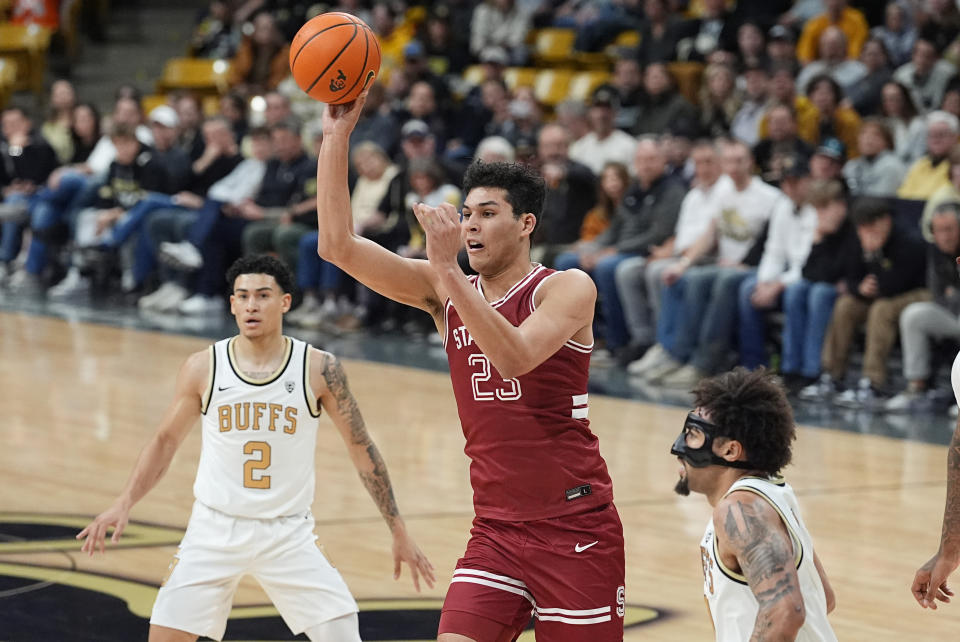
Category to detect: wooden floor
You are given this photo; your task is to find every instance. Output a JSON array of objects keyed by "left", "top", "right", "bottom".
[{"left": 2, "top": 310, "right": 960, "bottom": 640}]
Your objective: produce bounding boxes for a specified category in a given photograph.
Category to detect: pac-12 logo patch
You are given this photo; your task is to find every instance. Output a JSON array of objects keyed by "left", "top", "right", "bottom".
[{"left": 284, "top": 380, "right": 295, "bottom": 393}]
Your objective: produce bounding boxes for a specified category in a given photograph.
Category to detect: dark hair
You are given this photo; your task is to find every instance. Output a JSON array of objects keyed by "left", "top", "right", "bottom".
[
  {"left": 226, "top": 255, "right": 295, "bottom": 293},
  {"left": 110, "top": 122, "right": 138, "bottom": 141},
  {"left": 806, "top": 73, "right": 843, "bottom": 104},
  {"left": 860, "top": 116, "right": 894, "bottom": 149},
  {"left": 271, "top": 117, "right": 302, "bottom": 136},
  {"left": 462, "top": 160, "right": 545, "bottom": 219},
  {"left": 595, "top": 161, "right": 630, "bottom": 217},
  {"left": 882, "top": 81, "right": 919, "bottom": 120},
  {"left": 249, "top": 125, "right": 271, "bottom": 139},
  {"left": 851, "top": 197, "right": 893, "bottom": 226},
  {"left": 692, "top": 367, "right": 795, "bottom": 476}
]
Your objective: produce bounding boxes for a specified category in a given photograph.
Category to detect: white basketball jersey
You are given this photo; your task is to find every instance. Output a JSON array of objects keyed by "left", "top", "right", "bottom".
[
  {"left": 951, "top": 349, "right": 960, "bottom": 406},
  {"left": 194, "top": 336, "right": 322, "bottom": 519},
  {"left": 700, "top": 476, "right": 837, "bottom": 642}
]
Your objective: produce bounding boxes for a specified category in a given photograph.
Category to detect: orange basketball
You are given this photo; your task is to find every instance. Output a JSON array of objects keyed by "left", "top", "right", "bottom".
[{"left": 289, "top": 12, "right": 381, "bottom": 104}]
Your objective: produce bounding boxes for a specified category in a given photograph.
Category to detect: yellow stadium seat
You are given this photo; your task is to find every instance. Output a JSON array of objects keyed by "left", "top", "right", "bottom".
[
  {"left": 504, "top": 67, "right": 537, "bottom": 91},
  {"left": 203, "top": 94, "right": 221, "bottom": 116},
  {"left": 533, "top": 68, "right": 574, "bottom": 107},
  {"left": 568, "top": 71, "right": 612, "bottom": 102},
  {"left": 0, "top": 23, "right": 51, "bottom": 99},
  {"left": 141, "top": 94, "right": 170, "bottom": 116},
  {"left": 463, "top": 64, "right": 486, "bottom": 89},
  {"left": 157, "top": 57, "right": 231, "bottom": 94},
  {"left": 667, "top": 61, "right": 705, "bottom": 105},
  {"left": 0, "top": 57, "right": 17, "bottom": 109},
  {"left": 533, "top": 28, "right": 576, "bottom": 65},
  {"left": 613, "top": 30, "right": 640, "bottom": 49}
]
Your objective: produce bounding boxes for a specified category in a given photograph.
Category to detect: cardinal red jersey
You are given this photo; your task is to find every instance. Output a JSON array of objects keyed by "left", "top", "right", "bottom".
[{"left": 443, "top": 264, "right": 614, "bottom": 522}]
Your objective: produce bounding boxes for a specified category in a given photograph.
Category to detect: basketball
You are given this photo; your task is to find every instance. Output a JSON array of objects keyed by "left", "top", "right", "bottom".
[{"left": 289, "top": 12, "right": 381, "bottom": 104}]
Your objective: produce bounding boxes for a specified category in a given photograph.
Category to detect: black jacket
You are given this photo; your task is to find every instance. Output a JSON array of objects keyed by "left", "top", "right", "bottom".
[
  {"left": 594, "top": 175, "right": 686, "bottom": 255},
  {"left": 928, "top": 242, "right": 960, "bottom": 315},
  {"left": 0, "top": 132, "right": 58, "bottom": 187},
  {"left": 842, "top": 221, "right": 927, "bottom": 299},
  {"left": 534, "top": 160, "right": 597, "bottom": 246},
  {"left": 802, "top": 218, "right": 859, "bottom": 284},
  {"left": 93, "top": 146, "right": 168, "bottom": 209}
]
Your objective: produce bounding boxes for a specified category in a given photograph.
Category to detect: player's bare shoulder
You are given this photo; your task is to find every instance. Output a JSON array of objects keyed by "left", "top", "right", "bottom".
[
  {"left": 533, "top": 266, "right": 597, "bottom": 309},
  {"left": 307, "top": 346, "right": 350, "bottom": 398},
  {"left": 179, "top": 348, "right": 214, "bottom": 398}
]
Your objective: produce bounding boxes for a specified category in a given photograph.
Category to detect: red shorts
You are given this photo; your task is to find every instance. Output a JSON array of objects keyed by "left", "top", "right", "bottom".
[{"left": 439, "top": 503, "right": 625, "bottom": 642}]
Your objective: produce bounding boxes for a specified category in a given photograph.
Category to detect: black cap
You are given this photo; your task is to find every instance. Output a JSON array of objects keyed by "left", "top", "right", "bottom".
[
  {"left": 401, "top": 119, "right": 431, "bottom": 140},
  {"left": 590, "top": 86, "right": 619, "bottom": 108},
  {"left": 768, "top": 25, "right": 794, "bottom": 42},
  {"left": 781, "top": 153, "right": 810, "bottom": 179}
]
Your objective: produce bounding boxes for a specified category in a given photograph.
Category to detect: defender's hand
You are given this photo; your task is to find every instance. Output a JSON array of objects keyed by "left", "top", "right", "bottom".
[
  {"left": 912, "top": 551, "right": 959, "bottom": 609},
  {"left": 76, "top": 500, "right": 131, "bottom": 556}
]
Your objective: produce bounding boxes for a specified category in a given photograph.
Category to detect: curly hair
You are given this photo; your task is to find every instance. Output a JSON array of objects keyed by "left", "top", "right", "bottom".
[
  {"left": 462, "top": 160, "right": 545, "bottom": 220},
  {"left": 225, "top": 254, "right": 294, "bottom": 294},
  {"left": 691, "top": 367, "right": 795, "bottom": 476}
]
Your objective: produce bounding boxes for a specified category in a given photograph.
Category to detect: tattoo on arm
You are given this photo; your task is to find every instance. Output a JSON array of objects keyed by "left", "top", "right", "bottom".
[
  {"left": 941, "top": 425, "right": 960, "bottom": 551},
  {"left": 723, "top": 499, "right": 803, "bottom": 642},
  {"left": 322, "top": 355, "right": 400, "bottom": 528}
]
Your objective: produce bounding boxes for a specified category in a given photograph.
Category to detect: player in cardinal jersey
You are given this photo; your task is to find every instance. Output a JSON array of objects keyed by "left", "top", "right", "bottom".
[
  {"left": 317, "top": 90, "right": 623, "bottom": 641},
  {"left": 77, "top": 255, "right": 433, "bottom": 642},
  {"left": 672, "top": 368, "right": 837, "bottom": 642}
]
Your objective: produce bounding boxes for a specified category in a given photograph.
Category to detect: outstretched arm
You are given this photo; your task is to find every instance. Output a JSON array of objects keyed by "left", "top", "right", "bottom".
[
  {"left": 312, "top": 349, "right": 435, "bottom": 591},
  {"left": 315, "top": 91, "right": 444, "bottom": 316},
  {"left": 715, "top": 492, "right": 806, "bottom": 641},
  {"left": 76, "top": 350, "right": 209, "bottom": 555},
  {"left": 912, "top": 416, "right": 960, "bottom": 609}
]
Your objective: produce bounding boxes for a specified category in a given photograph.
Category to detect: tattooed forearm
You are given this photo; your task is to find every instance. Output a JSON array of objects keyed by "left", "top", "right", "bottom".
[
  {"left": 941, "top": 424, "right": 960, "bottom": 552},
  {"left": 723, "top": 499, "right": 804, "bottom": 641},
  {"left": 322, "top": 355, "right": 367, "bottom": 445},
  {"left": 358, "top": 442, "right": 401, "bottom": 531}
]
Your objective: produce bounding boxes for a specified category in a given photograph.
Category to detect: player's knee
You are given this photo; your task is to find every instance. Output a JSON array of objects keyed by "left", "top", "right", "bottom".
[{"left": 304, "top": 612, "right": 361, "bottom": 642}]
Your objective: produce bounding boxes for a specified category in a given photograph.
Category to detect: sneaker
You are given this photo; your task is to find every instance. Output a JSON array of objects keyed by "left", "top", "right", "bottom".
[
  {"left": 158, "top": 241, "right": 203, "bottom": 271},
  {"left": 782, "top": 374, "right": 817, "bottom": 396},
  {"left": 658, "top": 364, "right": 706, "bottom": 389},
  {"left": 797, "top": 373, "right": 839, "bottom": 402},
  {"left": 626, "top": 344, "right": 668, "bottom": 376},
  {"left": 643, "top": 352, "right": 684, "bottom": 383},
  {"left": 286, "top": 292, "right": 322, "bottom": 326},
  {"left": 0, "top": 201, "right": 29, "bottom": 224},
  {"left": 591, "top": 348, "right": 615, "bottom": 366},
  {"left": 47, "top": 267, "right": 90, "bottom": 298},
  {"left": 8, "top": 268, "right": 44, "bottom": 294},
  {"left": 834, "top": 377, "right": 887, "bottom": 410},
  {"left": 884, "top": 389, "right": 931, "bottom": 413},
  {"left": 138, "top": 282, "right": 188, "bottom": 312},
  {"left": 179, "top": 294, "right": 223, "bottom": 315}
]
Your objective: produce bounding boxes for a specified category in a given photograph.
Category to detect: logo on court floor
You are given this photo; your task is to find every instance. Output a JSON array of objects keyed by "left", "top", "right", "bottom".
[{"left": 0, "top": 514, "right": 663, "bottom": 640}]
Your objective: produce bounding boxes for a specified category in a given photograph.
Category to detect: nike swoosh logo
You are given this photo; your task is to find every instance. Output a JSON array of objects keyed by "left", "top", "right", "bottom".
[
  {"left": 217, "top": 386, "right": 233, "bottom": 391},
  {"left": 574, "top": 541, "right": 598, "bottom": 553}
]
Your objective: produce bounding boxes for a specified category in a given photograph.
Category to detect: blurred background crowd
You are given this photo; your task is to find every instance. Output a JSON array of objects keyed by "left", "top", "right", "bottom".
[{"left": 3, "top": 0, "right": 960, "bottom": 415}]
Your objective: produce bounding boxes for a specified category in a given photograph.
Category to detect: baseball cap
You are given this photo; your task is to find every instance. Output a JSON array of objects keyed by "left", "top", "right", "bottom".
[
  {"left": 401, "top": 119, "right": 431, "bottom": 140},
  {"left": 815, "top": 137, "right": 846, "bottom": 162},
  {"left": 781, "top": 153, "right": 811, "bottom": 178},
  {"left": 590, "top": 86, "right": 619, "bottom": 109},
  {"left": 404, "top": 40, "right": 425, "bottom": 59},
  {"left": 479, "top": 47, "right": 509, "bottom": 66},
  {"left": 148, "top": 105, "right": 179, "bottom": 128},
  {"left": 768, "top": 25, "right": 794, "bottom": 43}
]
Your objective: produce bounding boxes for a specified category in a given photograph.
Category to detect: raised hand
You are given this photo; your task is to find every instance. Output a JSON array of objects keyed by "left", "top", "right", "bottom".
[
  {"left": 321, "top": 85, "right": 371, "bottom": 138},
  {"left": 411, "top": 202, "right": 462, "bottom": 268}
]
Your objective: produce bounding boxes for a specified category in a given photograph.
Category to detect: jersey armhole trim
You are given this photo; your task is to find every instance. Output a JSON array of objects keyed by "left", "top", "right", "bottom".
[
  {"left": 303, "top": 344, "right": 322, "bottom": 418},
  {"left": 724, "top": 485, "right": 805, "bottom": 573},
  {"left": 200, "top": 346, "right": 215, "bottom": 415}
]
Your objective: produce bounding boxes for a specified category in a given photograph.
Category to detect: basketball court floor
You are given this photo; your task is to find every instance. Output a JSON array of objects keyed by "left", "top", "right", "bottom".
[{"left": 2, "top": 299, "right": 960, "bottom": 640}]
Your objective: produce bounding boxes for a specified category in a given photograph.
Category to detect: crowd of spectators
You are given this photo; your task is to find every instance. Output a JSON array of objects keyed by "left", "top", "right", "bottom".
[{"left": 5, "top": 0, "right": 960, "bottom": 414}]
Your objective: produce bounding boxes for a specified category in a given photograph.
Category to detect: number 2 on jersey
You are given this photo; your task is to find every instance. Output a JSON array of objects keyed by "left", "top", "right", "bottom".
[
  {"left": 243, "top": 441, "right": 271, "bottom": 489},
  {"left": 468, "top": 354, "right": 522, "bottom": 401}
]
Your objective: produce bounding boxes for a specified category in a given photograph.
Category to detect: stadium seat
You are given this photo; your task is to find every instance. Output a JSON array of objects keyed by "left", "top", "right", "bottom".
[
  {"left": 141, "top": 94, "right": 169, "bottom": 116},
  {"left": 463, "top": 64, "right": 486, "bottom": 89},
  {"left": 568, "top": 71, "right": 612, "bottom": 102},
  {"left": 667, "top": 61, "right": 704, "bottom": 105},
  {"left": 0, "top": 23, "right": 51, "bottom": 99},
  {"left": 504, "top": 67, "right": 537, "bottom": 91},
  {"left": 533, "top": 28, "right": 576, "bottom": 65},
  {"left": 0, "top": 57, "right": 17, "bottom": 109},
  {"left": 533, "top": 68, "right": 574, "bottom": 107},
  {"left": 612, "top": 30, "right": 641, "bottom": 49},
  {"left": 157, "top": 57, "right": 231, "bottom": 95}
]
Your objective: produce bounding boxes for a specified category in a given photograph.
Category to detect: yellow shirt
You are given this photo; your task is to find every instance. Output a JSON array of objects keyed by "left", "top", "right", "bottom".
[
  {"left": 796, "top": 8, "right": 869, "bottom": 64},
  {"left": 897, "top": 157, "right": 951, "bottom": 200},
  {"left": 758, "top": 96, "right": 820, "bottom": 143}
]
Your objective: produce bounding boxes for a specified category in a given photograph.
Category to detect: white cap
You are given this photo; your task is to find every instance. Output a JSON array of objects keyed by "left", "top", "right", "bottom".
[{"left": 149, "top": 105, "right": 180, "bottom": 129}]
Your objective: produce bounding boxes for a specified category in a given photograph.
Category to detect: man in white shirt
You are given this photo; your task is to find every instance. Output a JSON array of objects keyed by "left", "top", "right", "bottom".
[
  {"left": 630, "top": 140, "right": 781, "bottom": 387},
  {"left": 795, "top": 27, "right": 867, "bottom": 97},
  {"left": 736, "top": 162, "right": 816, "bottom": 370},
  {"left": 619, "top": 140, "right": 731, "bottom": 364},
  {"left": 893, "top": 37, "right": 958, "bottom": 113},
  {"left": 730, "top": 62, "right": 770, "bottom": 147},
  {"left": 568, "top": 87, "right": 638, "bottom": 176}
]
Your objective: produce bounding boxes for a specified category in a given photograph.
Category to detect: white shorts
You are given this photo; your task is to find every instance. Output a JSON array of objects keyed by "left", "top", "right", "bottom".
[{"left": 150, "top": 501, "right": 358, "bottom": 641}]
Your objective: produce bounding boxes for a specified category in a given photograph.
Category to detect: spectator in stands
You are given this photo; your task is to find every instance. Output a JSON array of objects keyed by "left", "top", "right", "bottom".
[
  {"left": 42, "top": 80, "right": 78, "bottom": 165},
  {"left": 842, "top": 118, "right": 906, "bottom": 196},
  {"left": 885, "top": 201, "right": 960, "bottom": 411},
  {"left": 871, "top": 1, "right": 915, "bottom": 68},
  {"left": 397, "top": 158, "right": 462, "bottom": 264},
  {"left": 554, "top": 99, "right": 590, "bottom": 143},
  {"left": 502, "top": 87, "right": 543, "bottom": 152},
  {"left": 637, "top": 0, "right": 682, "bottom": 64},
  {"left": 631, "top": 139, "right": 777, "bottom": 386},
  {"left": 580, "top": 161, "right": 629, "bottom": 244},
  {"left": 803, "top": 198, "right": 928, "bottom": 407},
  {"left": 148, "top": 106, "right": 191, "bottom": 194},
  {"left": 730, "top": 61, "right": 771, "bottom": 147},
  {"left": 174, "top": 93, "right": 206, "bottom": 162},
  {"left": 942, "top": 79, "right": 960, "bottom": 119},
  {"left": 767, "top": 25, "right": 798, "bottom": 67},
  {"left": 762, "top": 62, "right": 819, "bottom": 143},
  {"left": 733, "top": 21, "right": 766, "bottom": 71},
  {"left": 569, "top": 87, "right": 638, "bottom": 176},
  {"left": 394, "top": 80, "right": 450, "bottom": 152},
  {"left": 555, "top": 137, "right": 685, "bottom": 361},
  {"left": 420, "top": 7, "right": 470, "bottom": 75},
  {"left": 810, "top": 137, "right": 847, "bottom": 184},
  {"left": 754, "top": 102, "right": 815, "bottom": 185},
  {"left": 558, "top": 0, "right": 643, "bottom": 53},
  {"left": 608, "top": 58, "right": 644, "bottom": 132},
  {"left": 662, "top": 119, "right": 699, "bottom": 186},
  {"left": 371, "top": 3, "right": 416, "bottom": 75},
  {"left": 0, "top": 107, "right": 59, "bottom": 286},
  {"left": 46, "top": 124, "right": 170, "bottom": 297},
  {"left": 698, "top": 63, "right": 741, "bottom": 138},
  {"left": 881, "top": 80, "right": 927, "bottom": 164},
  {"left": 795, "top": 27, "right": 867, "bottom": 98},
  {"left": 676, "top": 0, "right": 737, "bottom": 63},
  {"left": 917, "top": 0, "right": 960, "bottom": 54},
  {"left": 806, "top": 74, "right": 861, "bottom": 157},
  {"left": 633, "top": 62, "right": 698, "bottom": 136},
  {"left": 190, "top": 0, "right": 240, "bottom": 59},
  {"left": 530, "top": 123, "right": 596, "bottom": 267},
  {"left": 218, "top": 92, "right": 248, "bottom": 144},
  {"left": 470, "top": 0, "right": 531, "bottom": 66},
  {"left": 228, "top": 11, "right": 291, "bottom": 95},
  {"left": 737, "top": 162, "right": 816, "bottom": 371},
  {"left": 893, "top": 37, "right": 958, "bottom": 114},
  {"left": 619, "top": 140, "right": 731, "bottom": 368},
  {"left": 898, "top": 110, "right": 959, "bottom": 200},
  {"left": 351, "top": 83, "right": 399, "bottom": 158},
  {"left": 847, "top": 37, "right": 893, "bottom": 116},
  {"left": 240, "top": 119, "right": 316, "bottom": 280},
  {"left": 389, "top": 40, "right": 451, "bottom": 111},
  {"left": 70, "top": 103, "right": 100, "bottom": 164},
  {"left": 796, "top": 0, "right": 869, "bottom": 65},
  {"left": 780, "top": 179, "right": 854, "bottom": 393},
  {"left": 474, "top": 136, "right": 516, "bottom": 163},
  {"left": 920, "top": 143, "right": 960, "bottom": 238}
]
